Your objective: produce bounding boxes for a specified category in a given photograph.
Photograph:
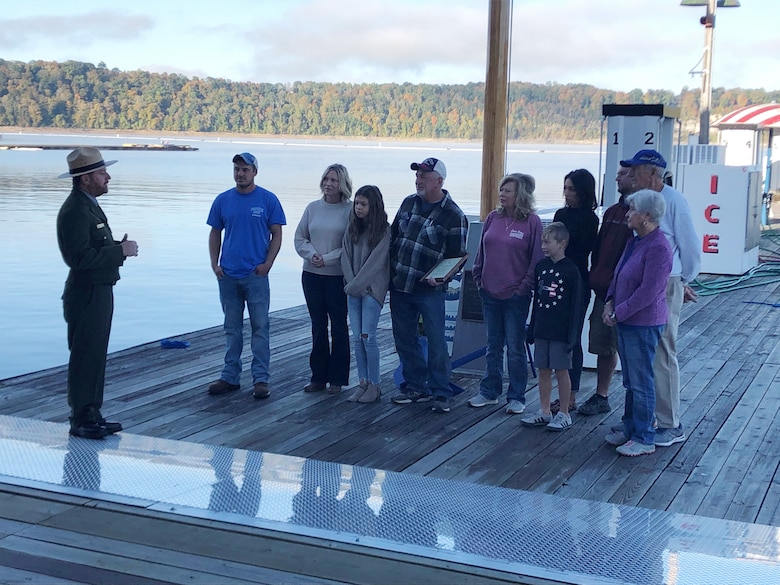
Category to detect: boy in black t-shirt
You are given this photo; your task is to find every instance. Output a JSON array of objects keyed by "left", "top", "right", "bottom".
[{"left": 522, "top": 222, "right": 582, "bottom": 431}]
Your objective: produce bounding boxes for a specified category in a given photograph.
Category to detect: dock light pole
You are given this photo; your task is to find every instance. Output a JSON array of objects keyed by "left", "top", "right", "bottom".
[{"left": 681, "top": 0, "right": 740, "bottom": 144}]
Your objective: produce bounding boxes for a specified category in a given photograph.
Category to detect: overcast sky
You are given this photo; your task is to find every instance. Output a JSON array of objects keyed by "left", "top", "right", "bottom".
[{"left": 1, "top": 0, "right": 777, "bottom": 92}]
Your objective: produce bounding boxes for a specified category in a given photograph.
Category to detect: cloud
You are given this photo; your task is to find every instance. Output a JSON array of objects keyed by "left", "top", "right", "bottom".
[
  {"left": 0, "top": 11, "right": 153, "bottom": 50},
  {"left": 239, "top": 0, "right": 487, "bottom": 83},
  {"left": 230, "top": 0, "right": 709, "bottom": 91},
  {"left": 1, "top": 0, "right": 775, "bottom": 92},
  {"left": 717, "top": 36, "right": 780, "bottom": 90},
  {"left": 506, "top": 1, "right": 697, "bottom": 90}
]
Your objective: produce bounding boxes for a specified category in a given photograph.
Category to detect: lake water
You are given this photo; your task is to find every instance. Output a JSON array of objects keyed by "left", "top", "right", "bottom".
[{"left": 0, "top": 131, "right": 601, "bottom": 379}]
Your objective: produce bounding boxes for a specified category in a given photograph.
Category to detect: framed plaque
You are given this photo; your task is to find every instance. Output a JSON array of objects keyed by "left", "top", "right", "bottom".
[{"left": 420, "top": 254, "right": 468, "bottom": 282}]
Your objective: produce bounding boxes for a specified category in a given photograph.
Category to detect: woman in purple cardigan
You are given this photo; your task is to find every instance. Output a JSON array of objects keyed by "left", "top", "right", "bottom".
[
  {"left": 603, "top": 189, "right": 672, "bottom": 457},
  {"left": 469, "top": 173, "right": 544, "bottom": 414}
]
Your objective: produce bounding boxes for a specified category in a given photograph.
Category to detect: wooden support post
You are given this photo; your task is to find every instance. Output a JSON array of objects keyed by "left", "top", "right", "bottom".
[{"left": 480, "top": 0, "right": 511, "bottom": 219}]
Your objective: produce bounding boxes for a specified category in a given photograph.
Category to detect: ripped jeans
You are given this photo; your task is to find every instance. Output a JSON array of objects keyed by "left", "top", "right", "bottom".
[{"left": 347, "top": 295, "right": 382, "bottom": 384}]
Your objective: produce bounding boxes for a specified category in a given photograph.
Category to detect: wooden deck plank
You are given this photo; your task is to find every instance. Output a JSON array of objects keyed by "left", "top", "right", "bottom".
[
  {"left": 0, "top": 540, "right": 174, "bottom": 585},
  {"left": 714, "top": 375, "right": 780, "bottom": 523},
  {"left": 25, "top": 493, "right": 510, "bottom": 585},
  {"left": 402, "top": 410, "right": 519, "bottom": 479},
  {"left": 756, "top": 475, "right": 780, "bottom": 527},
  {"left": 13, "top": 524, "right": 342, "bottom": 585},
  {"left": 0, "top": 518, "right": 28, "bottom": 539},
  {"left": 0, "top": 493, "right": 350, "bottom": 585},
  {"left": 0, "top": 492, "right": 81, "bottom": 526},
  {"left": 0, "top": 562, "right": 85, "bottom": 585},
  {"left": 666, "top": 362, "right": 775, "bottom": 518},
  {"left": 514, "top": 412, "right": 620, "bottom": 495},
  {"left": 1, "top": 536, "right": 202, "bottom": 585},
  {"left": 638, "top": 469, "right": 689, "bottom": 512},
  {"left": 723, "top": 432, "right": 780, "bottom": 524}
]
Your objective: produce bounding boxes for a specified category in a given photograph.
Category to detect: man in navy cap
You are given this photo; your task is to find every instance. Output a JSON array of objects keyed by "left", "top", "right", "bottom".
[
  {"left": 389, "top": 157, "right": 468, "bottom": 413},
  {"left": 618, "top": 149, "right": 700, "bottom": 447},
  {"left": 57, "top": 147, "right": 139, "bottom": 439},
  {"left": 207, "top": 153, "right": 286, "bottom": 400}
]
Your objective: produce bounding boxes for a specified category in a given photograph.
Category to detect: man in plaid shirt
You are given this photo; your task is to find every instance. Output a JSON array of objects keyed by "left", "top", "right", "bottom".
[{"left": 389, "top": 158, "right": 468, "bottom": 413}]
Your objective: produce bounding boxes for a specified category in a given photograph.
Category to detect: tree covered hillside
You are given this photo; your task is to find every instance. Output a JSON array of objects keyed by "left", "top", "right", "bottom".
[{"left": 1, "top": 59, "right": 778, "bottom": 142}]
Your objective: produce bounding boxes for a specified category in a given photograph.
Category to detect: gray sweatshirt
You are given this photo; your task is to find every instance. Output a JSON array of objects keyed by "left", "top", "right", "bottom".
[{"left": 341, "top": 227, "right": 390, "bottom": 306}]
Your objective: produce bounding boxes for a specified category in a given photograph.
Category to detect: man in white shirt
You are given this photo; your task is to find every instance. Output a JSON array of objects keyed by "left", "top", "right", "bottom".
[{"left": 619, "top": 149, "right": 701, "bottom": 447}]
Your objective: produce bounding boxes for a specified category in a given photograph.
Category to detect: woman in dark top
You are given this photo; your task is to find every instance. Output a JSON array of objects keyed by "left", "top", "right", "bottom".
[{"left": 552, "top": 168, "right": 599, "bottom": 413}]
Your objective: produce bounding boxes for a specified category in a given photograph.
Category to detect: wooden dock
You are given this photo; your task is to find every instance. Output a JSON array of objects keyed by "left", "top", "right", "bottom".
[
  {"left": 3, "top": 229, "right": 780, "bottom": 583},
  {"left": 3, "top": 262, "right": 780, "bottom": 522}
]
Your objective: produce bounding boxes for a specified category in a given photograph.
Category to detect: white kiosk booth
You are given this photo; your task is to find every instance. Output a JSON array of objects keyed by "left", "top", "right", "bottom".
[
  {"left": 584, "top": 105, "right": 681, "bottom": 369},
  {"left": 601, "top": 104, "right": 679, "bottom": 207}
]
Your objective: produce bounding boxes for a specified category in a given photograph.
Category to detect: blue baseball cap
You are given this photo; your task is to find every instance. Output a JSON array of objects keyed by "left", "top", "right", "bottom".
[
  {"left": 233, "top": 152, "right": 258, "bottom": 170},
  {"left": 620, "top": 149, "right": 667, "bottom": 169}
]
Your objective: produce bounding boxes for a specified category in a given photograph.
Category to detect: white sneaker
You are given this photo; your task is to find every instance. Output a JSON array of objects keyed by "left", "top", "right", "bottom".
[
  {"left": 616, "top": 440, "right": 656, "bottom": 457},
  {"left": 505, "top": 400, "right": 525, "bottom": 414},
  {"left": 547, "top": 411, "right": 572, "bottom": 432},
  {"left": 468, "top": 394, "right": 499, "bottom": 408},
  {"left": 521, "top": 409, "right": 552, "bottom": 427}
]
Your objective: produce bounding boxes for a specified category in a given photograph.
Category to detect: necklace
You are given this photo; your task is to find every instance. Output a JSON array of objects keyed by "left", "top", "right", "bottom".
[{"left": 505, "top": 217, "right": 515, "bottom": 232}]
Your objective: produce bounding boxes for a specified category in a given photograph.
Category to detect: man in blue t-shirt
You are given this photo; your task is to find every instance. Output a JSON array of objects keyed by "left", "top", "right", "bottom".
[{"left": 206, "top": 153, "right": 286, "bottom": 399}]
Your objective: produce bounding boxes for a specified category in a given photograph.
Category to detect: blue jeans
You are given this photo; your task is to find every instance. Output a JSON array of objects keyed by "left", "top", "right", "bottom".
[
  {"left": 218, "top": 273, "right": 270, "bottom": 385},
  {"left": 479, "top": 290, "right": 530, "bottom": 402},
  {"left": 390, "top": 288, "right": 451, "bottom": 398},
  {"left": 617, "top": 323, "right": 664, "bottom": 446},
  {"left": 302, "top": 271, "right": 350, "bottom": 386},
  {"left": 348, "top": 295, "right": 382, "bottom": 384}
]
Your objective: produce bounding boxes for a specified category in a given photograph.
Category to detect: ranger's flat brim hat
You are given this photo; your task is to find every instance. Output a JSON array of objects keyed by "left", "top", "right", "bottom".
[{"left": 58, "top": 146, "right": 117, "bottom": 178}]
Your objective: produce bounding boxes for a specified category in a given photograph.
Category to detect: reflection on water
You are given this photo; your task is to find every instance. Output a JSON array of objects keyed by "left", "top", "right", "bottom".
[{"left": 0, "top": 132, "right": 599, "bottom": 378}]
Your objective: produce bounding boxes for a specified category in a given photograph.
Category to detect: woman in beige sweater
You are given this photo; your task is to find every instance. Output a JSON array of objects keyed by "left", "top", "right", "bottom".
[{"left": 295, "top": 164, "right": 352, "bottom": 394}]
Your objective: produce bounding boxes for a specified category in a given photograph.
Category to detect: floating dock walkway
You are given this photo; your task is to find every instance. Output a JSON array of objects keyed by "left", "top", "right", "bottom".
[{"left": 2, "top": 231, "right": 780, "bottom": 583}]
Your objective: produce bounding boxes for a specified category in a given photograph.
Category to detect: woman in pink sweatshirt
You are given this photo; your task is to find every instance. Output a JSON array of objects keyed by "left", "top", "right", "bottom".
[{"left": 469, "top": 173, "right": 544, "bottom": 415}]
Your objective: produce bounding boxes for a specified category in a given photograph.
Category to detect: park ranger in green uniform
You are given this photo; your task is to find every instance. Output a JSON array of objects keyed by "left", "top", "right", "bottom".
[{"left": 57, "top": 147, "right": 139, "bottom": 439}]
